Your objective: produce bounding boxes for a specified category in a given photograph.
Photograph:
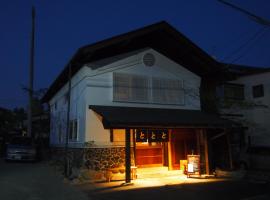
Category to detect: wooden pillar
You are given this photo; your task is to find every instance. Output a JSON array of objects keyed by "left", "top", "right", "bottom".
[
  {"left": 202, "top": 129, "right": 210, "bottom": 175},
  {"left": 125, "top": 128, "right": 131, "bottom": 183},
  {"left": 226, "top": 129, "right": 233, "bottom": 170},
  {"left": 168, "top": 129, "right": 173, "bottom": 170},
  {"left": 208, "top": 136, "right": 213, "bottom": 174},
  {"left": 132, "top": 129, "right": 136, "bottom": 166},
  {"left": 196, "top": 130, "right": 201, "bottom": 155}
]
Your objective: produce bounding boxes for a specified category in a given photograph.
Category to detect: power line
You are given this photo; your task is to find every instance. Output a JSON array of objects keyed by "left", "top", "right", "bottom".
[
  {"left": 221, "top": 27, "right": 267, "bottom": 62},
  {"left": 218, "top": 0, "right": 270, "bottom": 66},
  {"left": 213, "top": 28, "right": 259, "bottom": 50},
  {"left": 229, "top": 28, "right": 269, "bottom": 64},
  {"left": 218, "top": 0, "right": 270, "bottom": 26}
]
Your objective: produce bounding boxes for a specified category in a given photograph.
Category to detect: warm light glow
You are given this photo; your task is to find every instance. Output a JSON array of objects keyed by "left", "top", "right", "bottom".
[
  {"left": 87, "top": 168, "right": 225, "bottom": 192},
  {"left": 89, "top": 175, "right": 226, "bottom": 193},
  {"left": 187, "top": 164, "right": 194, "bottom": 173}
]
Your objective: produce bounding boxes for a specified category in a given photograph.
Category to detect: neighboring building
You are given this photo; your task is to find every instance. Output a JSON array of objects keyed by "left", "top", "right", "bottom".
[
  {"left": 218, "top": 64, "right": 270, "bottom": 147},
  {"left": 42, "top": 21, "right": 236, "bottom": 181}
]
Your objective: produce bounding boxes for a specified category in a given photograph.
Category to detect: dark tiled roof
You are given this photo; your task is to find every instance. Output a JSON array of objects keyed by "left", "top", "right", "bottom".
[
  {"left": 42, "top": 21, "right": 224, "bottom": 102},
  {"left": 222, "top": 63, "right": 270, "bottom": 77},
  {"left": 89, "top": 105, "right": 235, "bottom": 129}
]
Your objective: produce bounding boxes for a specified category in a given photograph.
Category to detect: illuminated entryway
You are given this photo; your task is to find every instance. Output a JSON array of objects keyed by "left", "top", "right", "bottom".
[
  {"left": 135, "top": 142, "right": 165, "bottom": 167},
  {"left": 134, "top": 129, "right": 169, "bottom": 167},
  {"left": 133, "top": 128, "right": 209, "bottom": 179},
  {"left": 90, "top": 105, "right": 235, "bottom": 183}
]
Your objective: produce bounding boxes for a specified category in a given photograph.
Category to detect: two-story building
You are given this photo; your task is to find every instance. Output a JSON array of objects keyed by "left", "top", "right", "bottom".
[
  {"left": 42, "top": 21, "right": 236, "bottom": 182},
  {"left": 218, "top": 64, "right": 270, "bottom": 147}
]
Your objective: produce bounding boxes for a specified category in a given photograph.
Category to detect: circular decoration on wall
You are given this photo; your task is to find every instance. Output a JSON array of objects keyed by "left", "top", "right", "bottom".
[{"left": 142, "top": 53, "right": 156, "bottom": 67}]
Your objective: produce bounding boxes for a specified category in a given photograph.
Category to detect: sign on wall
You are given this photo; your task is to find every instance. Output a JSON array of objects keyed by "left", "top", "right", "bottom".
[
  {"left": 135, "top": 129, "right": 168, "bottom": 142},
  {"left": 135, "top": 129, "right": 148, "bottom": 142},
  {"left": 187, "top": 155, "right": 200, "bottom": 177}
]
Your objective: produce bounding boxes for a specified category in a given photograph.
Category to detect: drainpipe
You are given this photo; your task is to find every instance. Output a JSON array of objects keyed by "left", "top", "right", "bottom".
[{"left": 64, "top": 63, "right": 72, "bottom": 177}]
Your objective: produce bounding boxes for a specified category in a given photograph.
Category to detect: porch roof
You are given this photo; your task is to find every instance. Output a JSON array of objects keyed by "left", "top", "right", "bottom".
[{"left": 89, "top": 105, "right": 236, "bottom": 129}]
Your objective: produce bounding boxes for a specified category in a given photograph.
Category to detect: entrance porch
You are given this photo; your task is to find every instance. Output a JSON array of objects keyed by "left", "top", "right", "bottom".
[{"left": 90, "top": 105, "right": 236, "bottom": 183}]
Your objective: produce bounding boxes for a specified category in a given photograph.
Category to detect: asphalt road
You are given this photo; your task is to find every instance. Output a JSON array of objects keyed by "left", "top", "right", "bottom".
[
  {"left": 79, "top": 177, "right": 270, "bottom": 200},
  {"left": 0, "top": 159, "right": 88, "bottom": 200},
  {"left": 1, "top": 159, "right": 270, "bottom": 200}
]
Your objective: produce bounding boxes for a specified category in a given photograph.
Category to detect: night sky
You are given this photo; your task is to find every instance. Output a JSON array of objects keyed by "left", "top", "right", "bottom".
[{"left": 1, "top": 0, "right": 270, "bottom": 109}]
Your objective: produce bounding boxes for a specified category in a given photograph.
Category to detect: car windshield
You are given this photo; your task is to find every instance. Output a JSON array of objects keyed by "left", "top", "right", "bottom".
[{"left": 10, "top": 137, "right": 32, "bottom": 146}]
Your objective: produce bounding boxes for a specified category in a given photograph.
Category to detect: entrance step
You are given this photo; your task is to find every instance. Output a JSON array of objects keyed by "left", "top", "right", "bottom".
[{"left": 137, "top": 167, "right": 182, "bottom": 179}]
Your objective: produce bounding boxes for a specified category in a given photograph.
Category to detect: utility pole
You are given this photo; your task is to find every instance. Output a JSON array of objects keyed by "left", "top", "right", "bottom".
[
  {"left": 27, "top": 6, "right": 35, "bottom": 138},
  {"left": 218, "top": 0, "right": 270, "bottom": 27}
]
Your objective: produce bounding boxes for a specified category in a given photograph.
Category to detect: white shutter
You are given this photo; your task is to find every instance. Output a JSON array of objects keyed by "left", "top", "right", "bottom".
[
  {"left": 113, "top": 73, "right": 184, "bottom": 105},
  {"left": 113, "top": 73, "right": 131, "bottom": 101},
  {"left": 131, "top": 75, "right": 149, "bottom": 102},
  {"left": 113, "top": 73, "right": 149, "bottom": 102},
  {"left": 152, "top": 77, "right": 184, "bottom": 105}
]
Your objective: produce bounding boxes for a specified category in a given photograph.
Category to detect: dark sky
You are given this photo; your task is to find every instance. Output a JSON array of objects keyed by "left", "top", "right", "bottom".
[{"left": 1, "top": 0, "right": 270, "bottom": 109}]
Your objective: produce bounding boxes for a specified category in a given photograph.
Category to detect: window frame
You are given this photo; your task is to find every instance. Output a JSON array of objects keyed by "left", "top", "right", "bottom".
[
  {"left": 113, "top": 72, "right": 185, "bottom": 105},
  {"left": 68, "top": 119, "right": 78, "bottom": 141},
  {"left": 223, "top": 83, "right": 245, "bottom": 101},
  {"left": 252, "top": 84, "right": 264, "bottom": 98}
]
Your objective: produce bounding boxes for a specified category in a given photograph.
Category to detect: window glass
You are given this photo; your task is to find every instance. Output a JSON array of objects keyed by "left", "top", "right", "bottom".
[
  {"left": 224, "top": 83, "right": 244, "bottom": 100},
  {"left": 253, "top": 84, "right": 264, "bottom": 98},
  {"left": 113, "top": 73, "right": 130, "bottom": 101},
  {"left": 68, "top": 119, "right": 78, "bottom": 141},
  {"left": 113, "top": 73, "right": 184, "bottom": 105},
  {"left": 73, "top": 120, "right": 78, "bottom": 140},
  {"left": 152, "top": 78, "right": 184, "bottom": 104}
]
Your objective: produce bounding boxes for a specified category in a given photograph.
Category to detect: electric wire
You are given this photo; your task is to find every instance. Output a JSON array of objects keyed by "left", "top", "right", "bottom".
[
  {"left": 221, "top": 27, "right": 267, "bottom": 62},
  {"left": 229, "top": 28, "right": 269, "bottom": 64}
]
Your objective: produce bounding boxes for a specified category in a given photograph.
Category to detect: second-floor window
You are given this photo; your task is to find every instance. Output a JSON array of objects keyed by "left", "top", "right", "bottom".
[
  {"left": 152, "top": 77, "right": 184, "bottom": 104},
  {"left": 224, "top": 83, "right": 245, "bottom": 100},
  {"left": 113, "top": 73, "right": 184, "bottom": 105},
  {"left": 113, "top": 73, "right": 149, "bottom": 102},
  {"left": 253, "top": 84, "right": 264, "bottom": 98}
]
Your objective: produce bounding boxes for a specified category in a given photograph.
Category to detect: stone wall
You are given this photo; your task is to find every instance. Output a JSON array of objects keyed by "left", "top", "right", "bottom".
[
  {"left": 50, "top": 146, "right": 135, "bottom": 172},
  {"left": 84, "top": 147, "right": 135, "bottom": 171}
]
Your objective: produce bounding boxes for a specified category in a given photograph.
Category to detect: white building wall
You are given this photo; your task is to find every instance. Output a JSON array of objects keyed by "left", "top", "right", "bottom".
[
  {"left": 49, "top": 48, "right": 201, "bottom": 148},
  {"left": 224, "top": 72, "right": 270, "bottom": 146},
  {"left": 49, "top": 67, "right": 89, "bottom": 148},
  {"left": 84, "top": 49, "right": 201, "bottom": 147}
]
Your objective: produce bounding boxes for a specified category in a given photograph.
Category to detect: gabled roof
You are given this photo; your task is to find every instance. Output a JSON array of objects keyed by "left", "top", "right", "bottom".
[{"left": 42, "top": 21, "right": 225, "bottom": 102}]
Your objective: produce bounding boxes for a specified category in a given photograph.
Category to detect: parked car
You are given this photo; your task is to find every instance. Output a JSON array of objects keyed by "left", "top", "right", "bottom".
[
  {"left": 5, "top": 137, "right": 38, "bottom": 161},
  {"left": 239, "top": 146, "right": 270, "bottom": 170}
]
